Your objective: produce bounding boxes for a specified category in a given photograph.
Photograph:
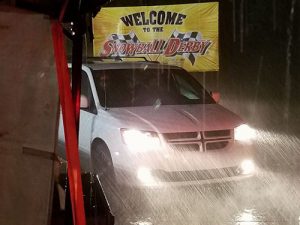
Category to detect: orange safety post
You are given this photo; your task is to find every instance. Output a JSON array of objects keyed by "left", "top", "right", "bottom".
[{"left": 51, "top": 21, "right": 86, "bottom": 225}]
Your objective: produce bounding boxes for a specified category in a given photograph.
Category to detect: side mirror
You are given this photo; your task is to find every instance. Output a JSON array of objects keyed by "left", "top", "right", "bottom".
[
  {"left": 80, "top": 95, "right": 89, "bottom": 109},
  {"left": 211, "top": 91, "right": 221, "bottom": 103}
]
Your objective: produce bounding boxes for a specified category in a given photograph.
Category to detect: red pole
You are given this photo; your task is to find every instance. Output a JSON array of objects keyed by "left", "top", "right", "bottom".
[{"left": 51, "top": 21, "right": 86, "bottom": 225}]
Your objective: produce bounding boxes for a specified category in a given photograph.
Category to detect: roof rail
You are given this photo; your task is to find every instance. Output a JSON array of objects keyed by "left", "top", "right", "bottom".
[
  {"left": 84, "top": 56, "right": 121, "bottom": 62},
  {"left": 83, "top": 56, "right": 160, "bottom": 63}
]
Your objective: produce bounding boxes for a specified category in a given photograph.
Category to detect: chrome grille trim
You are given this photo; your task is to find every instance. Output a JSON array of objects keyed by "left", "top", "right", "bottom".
[{"left": 162, "top": 129, "right": 233, "bottom": 151}]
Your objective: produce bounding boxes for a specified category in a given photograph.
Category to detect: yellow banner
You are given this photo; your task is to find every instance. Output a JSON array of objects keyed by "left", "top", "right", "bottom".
[{"left": 93, "top": 3, "right": 219, "bottom": 72}]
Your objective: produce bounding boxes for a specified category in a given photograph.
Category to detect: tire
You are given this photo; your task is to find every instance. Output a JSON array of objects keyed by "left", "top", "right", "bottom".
[
  {"left": 91, "top": 141, "right": 126, "bottom": 214},
  {"left": 91, "top": 141, "right": 116, "bottom": 189},
  {"left": 91, "top": 141, "right": 146, "bottom": 215}
]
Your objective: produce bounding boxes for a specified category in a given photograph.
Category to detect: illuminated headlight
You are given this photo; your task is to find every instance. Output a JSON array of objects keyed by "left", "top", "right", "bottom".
[
  {"left": 240, "top": 160, "right": 255, "bottom": 175},
  {"left": 234, "top": 124, "right": 256, "bottom": 142},
  {"left": 121, "top": 129, "right": 161, "bottom": 152}
]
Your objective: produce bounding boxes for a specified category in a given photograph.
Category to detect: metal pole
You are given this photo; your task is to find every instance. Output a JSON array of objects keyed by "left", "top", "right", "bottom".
[
  {"left": 240, "top": 0, "right": 244, "bottom": 53},
  {"left": 232, "top": 0, "right": 236, "bottom": 42},
  {"left": 71, "top": 22, "right": 83, "bottom": 135}
]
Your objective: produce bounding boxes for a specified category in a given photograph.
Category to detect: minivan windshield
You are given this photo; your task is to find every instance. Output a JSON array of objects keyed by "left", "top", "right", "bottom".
[{"left": 92, "top": 67, "right": 215, "bottom": 107}]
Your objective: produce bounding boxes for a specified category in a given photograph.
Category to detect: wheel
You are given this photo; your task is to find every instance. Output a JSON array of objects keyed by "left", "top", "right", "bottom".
[
  {"left": 91, "top": 141, "right": 126, "bottom": 214},
  {"left": 91, "top": 141, "right": 115, "bottom": 189}
]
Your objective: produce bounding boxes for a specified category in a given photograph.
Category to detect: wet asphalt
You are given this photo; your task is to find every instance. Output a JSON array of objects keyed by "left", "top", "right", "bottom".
[{"left": 113, "top": 170, "right": 300, "bottom": 225}]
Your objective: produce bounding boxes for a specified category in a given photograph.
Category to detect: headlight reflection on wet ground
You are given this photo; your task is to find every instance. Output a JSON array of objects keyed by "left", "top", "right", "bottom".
[
  {"left": 130, "top": 220, "right": 153, "bottom": 225},
  {"left": 235, "top": 209, "right": 262, "bottom": 225}
]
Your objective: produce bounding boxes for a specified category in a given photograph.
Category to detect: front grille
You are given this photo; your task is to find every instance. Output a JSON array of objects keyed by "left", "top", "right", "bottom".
[
  {"left": 204, "top": 130, "right": 231, "bottom": 139},
  {"left": 162, "top": 129, "right": 232, "bottom": 152},
  {"left": 163, "top": 132, "right": 198, "bottom": 141},
  {"left": 206, "top": 141, "right": 229, "bottom": 150},
  {"left": 170, "top": 144, "right": 200, "bottom": 152},
  {"left": 153, "top": 167, "right": 239, "bottom": 182}
]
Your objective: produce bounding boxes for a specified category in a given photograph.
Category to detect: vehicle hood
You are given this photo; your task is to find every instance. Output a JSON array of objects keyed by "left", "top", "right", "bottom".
[{"left": 107, "top": 104, "right": 244, "bottom": 133}]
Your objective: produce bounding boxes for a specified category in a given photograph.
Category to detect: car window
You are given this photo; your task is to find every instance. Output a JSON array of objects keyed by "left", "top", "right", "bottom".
[
  {"left": 174, "top": 70, "right": 205, "bottom": 100},
  {"left": 92, "top": 67, "right": 215, "bottom": 108}
]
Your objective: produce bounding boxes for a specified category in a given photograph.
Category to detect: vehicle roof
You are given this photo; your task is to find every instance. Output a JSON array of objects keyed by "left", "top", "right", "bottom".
[{"left": 83, "top": 61, "right": 183, "bottom": 71}]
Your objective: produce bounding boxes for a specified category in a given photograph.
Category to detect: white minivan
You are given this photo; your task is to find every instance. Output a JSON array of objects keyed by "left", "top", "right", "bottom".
[{"left": 58, "top": 60, "right": 256, "bottom": 187}]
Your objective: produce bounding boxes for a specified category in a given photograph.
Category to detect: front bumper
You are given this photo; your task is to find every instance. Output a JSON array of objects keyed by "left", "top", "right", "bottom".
[
  {"left": 115, "top": 166, "right": 256, "bottom": 188},
  {"left": 113, "top": 142, "right": 256, "bottom": 187}
]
